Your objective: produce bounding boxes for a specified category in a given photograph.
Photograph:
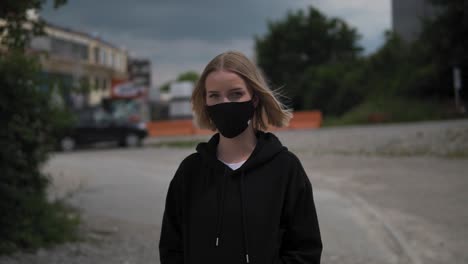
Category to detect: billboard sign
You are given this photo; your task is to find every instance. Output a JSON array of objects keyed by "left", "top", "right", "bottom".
[{"left": 111, "top": 79, "right": 147, "bottom": 99}]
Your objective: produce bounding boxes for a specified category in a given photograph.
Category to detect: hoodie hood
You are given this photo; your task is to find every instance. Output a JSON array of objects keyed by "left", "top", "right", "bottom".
[
  {"left": 195, "top": 130, "right": 287, "bottom": 263},
  {"left": 196, "top": 130, "right": 287, "bottom": 172}
]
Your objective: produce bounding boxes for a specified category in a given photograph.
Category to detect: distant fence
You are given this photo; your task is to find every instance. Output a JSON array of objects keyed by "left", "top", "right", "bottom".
[{"left": 147, "top": 111, "right": 322, "bottom": 137}]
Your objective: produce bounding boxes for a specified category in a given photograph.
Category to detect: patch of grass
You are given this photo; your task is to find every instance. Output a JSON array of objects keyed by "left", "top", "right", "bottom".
[
  {"left": 149, "top": 140, "right": 202, "bottom": 149},
  {"left": 0, "top": 194, "right": 81, "bottom": 255},
  {"left": 441, "top": 149, "right": 468, "bottom": 159},
  {"left": 316, "top": 147, "right": 468, "bottom": 159},
  {"left": 322, "top": 97, "right": 465, "bottom": 127}
]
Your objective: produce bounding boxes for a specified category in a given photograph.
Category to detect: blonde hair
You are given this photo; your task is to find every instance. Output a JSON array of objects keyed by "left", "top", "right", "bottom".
[{"left": 191, "top": 51, "right": 292, "bottom": 131}]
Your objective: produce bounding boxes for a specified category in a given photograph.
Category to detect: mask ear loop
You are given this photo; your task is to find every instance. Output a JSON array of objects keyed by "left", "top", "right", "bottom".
[
  {"left": 250, "top": 93, "right": 258, "bottom": 130},
  {"left": 205, "top": 108, "right": 216, "bottom": 131},
  {"left": 251, "top": 91, "right": 260, "bottom": 108}
]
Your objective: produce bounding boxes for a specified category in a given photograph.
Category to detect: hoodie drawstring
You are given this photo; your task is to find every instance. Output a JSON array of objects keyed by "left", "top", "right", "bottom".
[
  {"left": 214, "top": 167, "right": 251, "bottom": 263},
  {"left": 215, "top": 167, "right": 228, "bottom": 247},
  {"left": 239, "top": 169, "right": 250, "bottom": 263}
]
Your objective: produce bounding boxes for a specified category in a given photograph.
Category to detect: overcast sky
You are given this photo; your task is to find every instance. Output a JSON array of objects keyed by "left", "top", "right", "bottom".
[{"left": 41, "top": 0, "right": 391, "bottom": 88}]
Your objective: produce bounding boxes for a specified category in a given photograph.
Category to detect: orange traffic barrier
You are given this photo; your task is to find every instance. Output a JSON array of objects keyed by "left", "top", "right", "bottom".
[{"left": 147, "top": 111, "right": 322, "bottom": 137}]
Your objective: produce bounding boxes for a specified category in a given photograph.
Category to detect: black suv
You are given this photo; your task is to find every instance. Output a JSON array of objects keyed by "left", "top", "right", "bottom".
[{"left": 57, "top": 106, "right": 148, "bottom": 151}]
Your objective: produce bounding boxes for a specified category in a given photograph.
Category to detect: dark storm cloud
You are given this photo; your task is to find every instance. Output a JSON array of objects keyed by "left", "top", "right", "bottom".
[{"left": 41, "top": 0, "right": 293, "bottom": 41}]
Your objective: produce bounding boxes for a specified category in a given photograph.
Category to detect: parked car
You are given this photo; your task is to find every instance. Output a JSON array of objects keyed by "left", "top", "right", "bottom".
[{"left": 57, "top": 106, "right": 148, "bottom": 151}]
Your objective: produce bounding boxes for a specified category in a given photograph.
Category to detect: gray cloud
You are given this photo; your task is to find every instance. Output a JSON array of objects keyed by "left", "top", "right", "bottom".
[
  {"left": 41, "top": 0, "right": 391, "bottom": 86},
  {"left": 42, "top": 0, "right": 292, "bottom": 41}
]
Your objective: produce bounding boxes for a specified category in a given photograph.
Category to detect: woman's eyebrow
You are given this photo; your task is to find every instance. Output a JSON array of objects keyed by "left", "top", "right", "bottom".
[
  {"left": 229, "top": 88, "right": 244, "bottom": 92},
  {"left": 206, "top": 90, "right": 219, "bottom": 94}
]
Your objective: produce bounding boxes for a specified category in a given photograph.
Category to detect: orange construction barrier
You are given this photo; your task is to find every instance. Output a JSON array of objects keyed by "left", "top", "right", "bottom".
[
  {"left": 147, "top": 111, "right": 322, "bottom": 137},
  {"left": 289, "top": 111, "right": 322, "bottom": 129},
  {"left": 146, "top": 120, "right": 193, "bottom": 137}
]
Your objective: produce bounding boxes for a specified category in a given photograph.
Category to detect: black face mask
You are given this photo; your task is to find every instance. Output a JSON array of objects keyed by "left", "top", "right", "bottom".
[{"left": 206, "top": 100, "right": 255, "bottom": 138}]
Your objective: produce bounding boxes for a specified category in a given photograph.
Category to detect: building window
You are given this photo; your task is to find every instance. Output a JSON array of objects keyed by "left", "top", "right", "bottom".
[
  {"left": 94, "top": 47, "right": 100, "bottom": 64},
  {"left": 115, "top": 55, "right": 120, "bottom": 70},
  {"left": 102, "top": 78, "right": 108, "bottom": 90},
  {"left": 100, "top": 49, "right": 107, "bottom": 65},
  {"left": 94, "top": 76, "right": 100, "bottom": 89},
  {"left": 50, "top": 37, "right": 88, "bottom": 61},
  {"left": 109, "top": 52, "right": 115, "bottom": 67}
]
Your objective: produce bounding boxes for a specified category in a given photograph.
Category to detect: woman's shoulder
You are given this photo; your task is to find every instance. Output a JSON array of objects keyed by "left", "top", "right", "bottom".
[
  {"left": 274, "top": 148, "right": 304, "bottom": 167},
  {"left": 257, "top": 130, "right": 303, "bottom": 168},
  {"left": 273, "top": 149, "right": 310, "bottom": 182},
  {"left": 172, "top": 153, "right": 202, "bottom": 184},
  {"left": 179, "top": 152, "right": 202, "bottom": 169}
]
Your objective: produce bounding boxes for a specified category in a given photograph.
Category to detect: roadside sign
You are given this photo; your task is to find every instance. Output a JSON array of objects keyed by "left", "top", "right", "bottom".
[{"left": 454, "top": 67, "right": 462, "bottom": 91}]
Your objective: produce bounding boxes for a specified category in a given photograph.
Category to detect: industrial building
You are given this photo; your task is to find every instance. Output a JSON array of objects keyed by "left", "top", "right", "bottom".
[{"left": 391, "top": 0, "right": 438, "bottom": 42}]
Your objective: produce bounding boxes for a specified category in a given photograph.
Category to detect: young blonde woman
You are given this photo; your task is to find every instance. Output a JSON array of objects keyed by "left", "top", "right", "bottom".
[{"left": 159, "top": 51, "right": 322, "bottom": 264}]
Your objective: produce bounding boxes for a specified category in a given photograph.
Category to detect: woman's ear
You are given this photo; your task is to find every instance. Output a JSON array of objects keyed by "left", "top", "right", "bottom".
[{"left": 253, "top": 95, "right": 259, "bottom": 108}]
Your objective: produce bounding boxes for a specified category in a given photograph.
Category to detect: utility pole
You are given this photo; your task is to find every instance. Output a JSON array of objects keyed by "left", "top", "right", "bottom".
[{"left": 453, "top": 66, "right": 465, "bottom": 113}]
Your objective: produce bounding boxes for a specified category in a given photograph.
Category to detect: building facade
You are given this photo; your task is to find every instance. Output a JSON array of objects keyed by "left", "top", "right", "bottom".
[
  {"left": 128, "top": 58, "right": 151, "bottom": 88},
  {"left": 1, "top": 14, "right": 156, "bottom": 121},
  {"left": 392, "top": 0, "right": 438, "bottom": 42},
  {"left": 28, "top": 22, "right": 129, "bottom": 108}
]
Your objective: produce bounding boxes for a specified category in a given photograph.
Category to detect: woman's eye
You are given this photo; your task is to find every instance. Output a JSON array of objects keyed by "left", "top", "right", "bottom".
[
  {"left": 209, "top": 94, "right": 219, "bottom": 98},
  {"left": 232, "top": 92, "right": 243, "bottom": 97}
]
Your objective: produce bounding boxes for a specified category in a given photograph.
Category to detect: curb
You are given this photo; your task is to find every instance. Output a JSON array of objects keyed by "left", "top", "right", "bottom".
[{"left": 348, "top": 194, "right": 422, "bottom": 264}]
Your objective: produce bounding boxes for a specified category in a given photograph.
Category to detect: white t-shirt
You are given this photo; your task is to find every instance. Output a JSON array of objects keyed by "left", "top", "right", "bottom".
[{"left": 219, "top": 159, "right": 246, "bottom": 171}]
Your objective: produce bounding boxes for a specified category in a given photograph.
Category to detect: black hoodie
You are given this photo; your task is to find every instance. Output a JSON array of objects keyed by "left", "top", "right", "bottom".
[{"left": 159, "top": 131, "right": 322, "bottom": 264}]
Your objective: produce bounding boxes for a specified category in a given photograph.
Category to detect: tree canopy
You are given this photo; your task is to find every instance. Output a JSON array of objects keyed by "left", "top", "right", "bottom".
[
  {"left": 176, "top": 70, "right": 200, "bottom": 83},
  {"left": 0, "top": 0, "right": 67, "bottom": 50},
  {"left": 419, "top": 0, "right": 468, "bottom": 96},
  {"left": 255, "top": 6, "right": 362, "bottom": 109}
]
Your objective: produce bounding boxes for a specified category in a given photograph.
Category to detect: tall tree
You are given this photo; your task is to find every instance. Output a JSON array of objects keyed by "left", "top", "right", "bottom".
[
  {"left": 419, "top": 0, "right": 468, "bottom": 100},
  {"left": 255, "top": 6, "right": 362, "bottom": 109},
  {"left": 177, "top": 70, "right": 200, "bottom": 83},
  {"left": 0, "top": 0, "right": 66, "bottom": 49}
]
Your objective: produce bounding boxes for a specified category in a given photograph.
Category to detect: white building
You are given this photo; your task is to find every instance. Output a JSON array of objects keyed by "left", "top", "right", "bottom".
[{"left": 169, "top": 81, "right": 194, "bottom": 119}]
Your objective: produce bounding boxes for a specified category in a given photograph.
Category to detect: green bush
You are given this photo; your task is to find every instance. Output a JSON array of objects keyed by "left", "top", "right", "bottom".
[
  {"left": 0, "top": 193, "right": 80, "bottom": 254},
  {"left": 0, "top": 51, "right": 79, "bottom": 255}
]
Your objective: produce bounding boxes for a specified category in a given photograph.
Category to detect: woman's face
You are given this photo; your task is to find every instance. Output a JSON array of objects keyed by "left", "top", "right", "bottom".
[{"left": 205, "top": 70, "right": 253, "bottom": 106}]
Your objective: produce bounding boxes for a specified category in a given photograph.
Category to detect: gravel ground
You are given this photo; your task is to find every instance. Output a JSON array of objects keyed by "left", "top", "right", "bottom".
[
  {"left": 0, "top": 214, "right": 379, "bottom": 264},
  {"left": 280, "top": 119, "right": 468, "bottom": 264},
  {"left": 1, "top": 118, "right": 467, "bottom": 264},
  {"left": 277, "top": 118, "right": 468, "bottom": 158},
  {"left": 0, "top": 215, "right": 159, "bottom": 264}
]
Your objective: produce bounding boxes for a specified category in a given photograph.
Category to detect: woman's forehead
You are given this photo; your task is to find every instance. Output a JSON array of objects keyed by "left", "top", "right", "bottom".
[{"left": 205, "top": 70, "right": 247, "bottom": 92}]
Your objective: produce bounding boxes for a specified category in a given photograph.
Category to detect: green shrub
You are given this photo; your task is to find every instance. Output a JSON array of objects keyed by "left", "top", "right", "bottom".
[{"left": 0, "top": 51, "right": 79, "bottom": 255}]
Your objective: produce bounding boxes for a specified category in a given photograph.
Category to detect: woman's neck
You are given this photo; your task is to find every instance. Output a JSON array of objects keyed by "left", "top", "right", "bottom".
[{"left": 217, "top": 125, "right": 257, "bottom": 163}]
